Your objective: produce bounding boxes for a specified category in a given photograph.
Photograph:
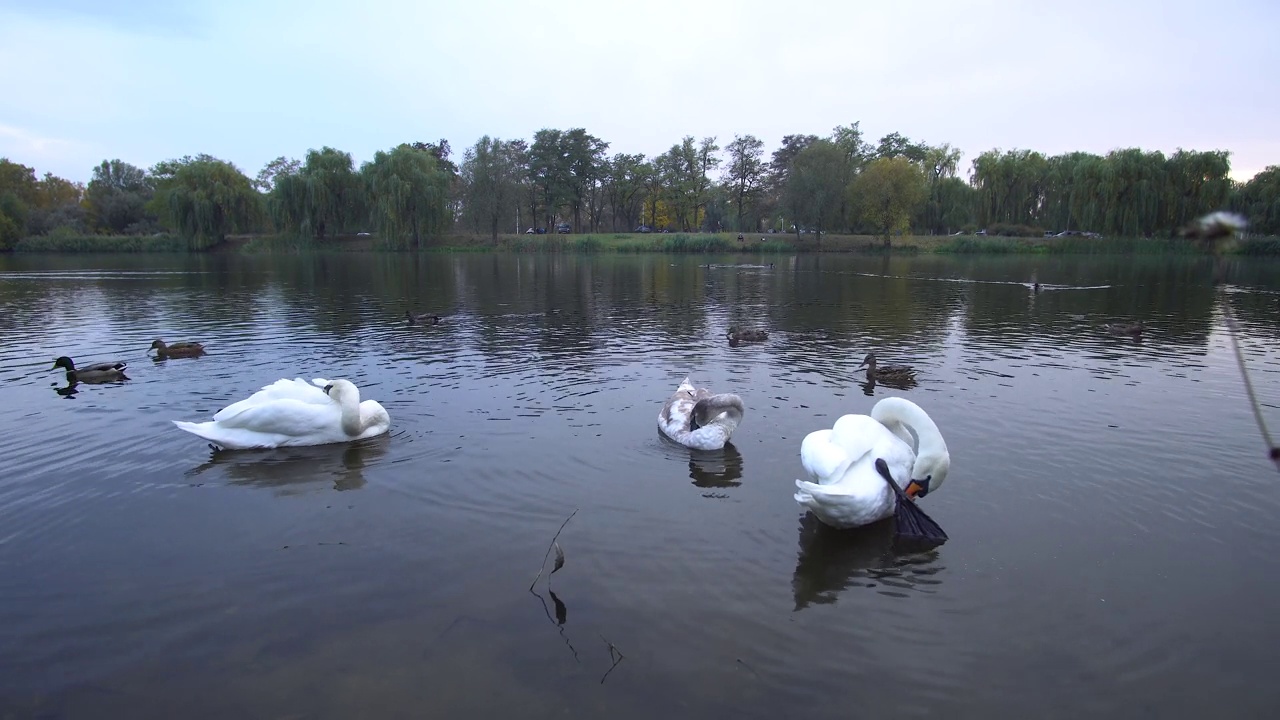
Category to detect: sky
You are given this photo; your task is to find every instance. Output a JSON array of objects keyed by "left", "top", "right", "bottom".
[{"left": 1, "top": 0, "right": 1277, "bottom": 184}]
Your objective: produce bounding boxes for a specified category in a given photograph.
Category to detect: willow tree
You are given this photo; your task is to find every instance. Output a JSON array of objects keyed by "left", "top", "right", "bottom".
[
  {"left": 1234, "top": 166, "right": 1280, "bottom": 236},
  {"left": 362, "top": 144, "right": 450, "bottom": 249},
  {"left": 854, "top": 156, "right": 926, "bottom": 247},
  {"left": 151, "top": 155, "right": 259, "bottom": 250},
  {"left": 269, "top": 147, "right": 364, "bottom": 242}
]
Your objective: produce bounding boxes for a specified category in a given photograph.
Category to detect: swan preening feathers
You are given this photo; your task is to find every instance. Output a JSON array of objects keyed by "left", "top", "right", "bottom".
[
  {"left": 794, "top": 397, "right": 950, "bottom": 534},
  {"left": 658, "top": 377, "right": 745, "bottom": 451},
  {"left": 172, "top": 377, "right": 391, "bottom": 450}
]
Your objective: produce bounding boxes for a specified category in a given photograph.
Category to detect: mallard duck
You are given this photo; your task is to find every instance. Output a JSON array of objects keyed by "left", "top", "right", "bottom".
[
  {"left": 727, "top": 326, "right": 769, "bottom": 343},
  {"left": 172, "top": 378, "right": 391, "bottom": 450},
  {"left": 406, "top": 310, "right": 441, "bottom": 326},
  {"left": 658, "top": 377, "right": 745, "bottom": 451},
  {"left": 857, "top": 353, "right": 916, "bottom": 383},
  {"left": 794, "top": 397, "right": 950, "bottom": 530},
  {"left": 51, "top": 356, "right": 128, "bottom": 383},
  {"left": 149, "top": 339, "right": 205, "bottom": 358},
  {"left": 1105, "top": 321, "right": 1144, "bottom": 337}
]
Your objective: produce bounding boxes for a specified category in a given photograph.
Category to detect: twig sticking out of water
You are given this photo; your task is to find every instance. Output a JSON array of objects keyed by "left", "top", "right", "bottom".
[
  {"left": 598, "top": 632, "right": 625, "bottom": 684},
  {"left": 530, "top": 508, "right": 577, "bottom": 591},
  {"left": 1194, "top": 211, "right": 1279, "bottom": 471}
]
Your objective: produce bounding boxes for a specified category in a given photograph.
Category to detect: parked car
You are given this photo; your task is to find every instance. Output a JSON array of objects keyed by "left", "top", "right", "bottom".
[
  {"left": 556, "top": 223, "right": 571, "bottom": 234},
  {"left": 635, "top": 225, "right": 652, "bottom": 233}
]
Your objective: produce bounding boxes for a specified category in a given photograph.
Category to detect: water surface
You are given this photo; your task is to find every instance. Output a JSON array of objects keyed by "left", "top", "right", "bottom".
[{"left": 1, "top": 251, "right": 1278, "bottom": 719}]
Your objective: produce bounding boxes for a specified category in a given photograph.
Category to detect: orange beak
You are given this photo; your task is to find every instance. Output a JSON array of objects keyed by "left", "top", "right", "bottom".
[{"left": 905, "top": 480, "right": 929, "bottom": 499}]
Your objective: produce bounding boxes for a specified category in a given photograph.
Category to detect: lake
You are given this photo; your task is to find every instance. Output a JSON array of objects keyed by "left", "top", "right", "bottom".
[{"left": 1, "top": 250, "right": 1278, "bottom": 719}]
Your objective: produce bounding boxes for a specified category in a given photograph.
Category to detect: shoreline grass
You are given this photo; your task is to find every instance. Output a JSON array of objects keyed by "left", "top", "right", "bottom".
[{"left": 11, "top": 231, "right": 1279, "bottom": 256}]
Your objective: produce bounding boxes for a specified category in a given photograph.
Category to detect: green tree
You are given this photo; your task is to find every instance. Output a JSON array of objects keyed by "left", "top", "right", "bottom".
[
  {"left": 830, "top": 122, "right": 870, "bottom": 231},
  {"left": 0, "top": 159, "right": 37, "bottom": 248},
  {"left": 783, "top": 139, "right": 845, "bottom": 242},
  {"left": 722, "top": 134, "right": 765, "bottom": 231},
  {"left": 269, "top": 147, "right": 364, "bottom": 241},
  {"left": 460, "top": 136, "right": 525, "bottom": 240},
  {"left": 254, "top": 156, "right": 301, "bottom": 192},
  {"left": 362, "top": 144, "right": 450, "bottom": 249},
  {"left": 604, "top": 153, "right": 650, "bottom": 232},
  {"left": 528, "top": 129, "right": 568, "bottom": 230},
  {"left": 854, "top": 156, "right": 927, "bottom": 247},
  {"left": 1234, "top": 165, "right": 1280, "bottom": 236},
  {"left": 86, "top": 159, "right": 154, "bottom": 234},
  {"left": 562, "top": 128, "right": 609, "bottom": 233},
  {"left": 151, "top": 155, "right": 260, "bottom": 250}
]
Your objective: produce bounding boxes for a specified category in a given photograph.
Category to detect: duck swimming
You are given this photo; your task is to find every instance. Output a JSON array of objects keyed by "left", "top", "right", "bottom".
[
  {"left": 794, "top": 397, "right": 950, "bottom": 530},
  {"left": 406, "top": 310, "right": 441, "bottom": 326},
  {"left": 658, "top": 377, "right": 745, "bottom": 451},
  {"left": 1105, "top": 321, "right": 1144, "bottom": 337},
  {"left": 51, "top": 356, "right": 128, "bottom": 383},
  {"left": 149, "top": 339, "right": 205, "bottom": 359},
  {"left": 857, "top": 353, "right": 916, "bottom": 383},
  {"left": 172, "top": 377, "right": 391, "bottom": 450},
  {"left": 727, "top": 327, "right": 769, "bottom": 343}
]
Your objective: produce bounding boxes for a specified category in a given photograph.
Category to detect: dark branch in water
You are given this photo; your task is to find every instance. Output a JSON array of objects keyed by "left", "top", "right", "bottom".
[
  {"left": 598, "top": 632, "right": 625, "bottom": 684},
  {"left": 530, "top": 508, "right": 578, "bottom": 591},
  {"left": 1200, "top": 212, "right": 1279, "bottom": 471}
]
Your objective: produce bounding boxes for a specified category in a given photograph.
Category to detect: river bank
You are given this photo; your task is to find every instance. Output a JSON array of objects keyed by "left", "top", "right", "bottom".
[{"left": 11, "top": 231, "right": 1280, "bottom": 255}]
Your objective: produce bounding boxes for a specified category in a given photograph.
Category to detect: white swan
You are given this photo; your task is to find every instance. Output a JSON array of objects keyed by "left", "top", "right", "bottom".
[
  {"left": 172, "top": 377, "right": 391, "bottom": 450},
  {"left": 794, "top": 397, "right": 949, "bottom": 529},
  {"left": 658, "top": 377, "right": 745, "bottom": 451}
]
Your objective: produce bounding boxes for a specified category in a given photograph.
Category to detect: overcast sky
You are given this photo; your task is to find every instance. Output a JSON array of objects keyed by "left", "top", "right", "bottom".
[{"left": 2, "top": 0, "right": 1276, "bottom": 184}]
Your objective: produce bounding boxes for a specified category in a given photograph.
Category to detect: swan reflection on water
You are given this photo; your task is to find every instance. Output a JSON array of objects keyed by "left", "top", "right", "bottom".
[
  {"left": 688, "top": 443, "right": 744, "bottom": 491},
  {"left": 791, "top": 513, "right": 944, "bottom": 611},
  {"left": 183, "top": 435, "right": 392, "bottom": 493}
]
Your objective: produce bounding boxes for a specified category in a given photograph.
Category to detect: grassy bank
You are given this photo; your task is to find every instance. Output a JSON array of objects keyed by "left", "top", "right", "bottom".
[
  {"left": 13, "top": 230, "right": 1280, "bottom": 255},
  {"left": 14, "top": 233, "right": 187, "bottom": 253}
]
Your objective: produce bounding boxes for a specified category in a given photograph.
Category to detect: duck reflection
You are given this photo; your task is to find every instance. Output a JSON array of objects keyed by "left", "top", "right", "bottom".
[
  {"left": 859, "top": 375, "right": 918, "bottom": 397},
  {"left": 792, "top": 513, "right": 944, "bottom": 611},
  {"left": 52, "top": 382, "right": 79, "bottom": 399},
  {"left": 184, "top": 435, "right": 391, "bottom": 493},
  {"left": 688, "top": 443, "right": 744, "bottom": 491}
]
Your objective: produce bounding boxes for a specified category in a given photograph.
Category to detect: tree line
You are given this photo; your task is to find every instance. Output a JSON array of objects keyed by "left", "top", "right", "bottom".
[{"left": 2, "top": 124, "right": 1277, "bottom": 251}]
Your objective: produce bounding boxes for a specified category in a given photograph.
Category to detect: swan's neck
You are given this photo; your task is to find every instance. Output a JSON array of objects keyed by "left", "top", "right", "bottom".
[
  {"left": 338, "top": 392, "right": 364, "bottom": 436},
  {"left": 872, "top": 398, "right": 947, "bottom": 469}
]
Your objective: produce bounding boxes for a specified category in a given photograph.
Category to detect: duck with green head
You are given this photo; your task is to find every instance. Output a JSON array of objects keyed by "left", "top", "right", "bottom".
[{"left": 52, "top": 356, "right": 128, "bottom": 383}]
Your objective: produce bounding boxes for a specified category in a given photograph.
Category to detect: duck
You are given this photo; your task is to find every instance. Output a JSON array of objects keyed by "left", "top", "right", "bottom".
[
  {"left": 406, "top": 310, "right": 441, "bottom": 326},
  {"left": 149, "top": 339, "right": 205, "bottom": 358},
  {"left": 857, "top": 353, "right": 916, "bottom": 383},
  {"left": 172, "top": 377, "right": 391, "bottom": 450},
  {"left": 727, "top": 326, "right": 769, "bottom": 343},
  {"left": 794, "top": 397, "right": 950, "bottom": 530},
  {"left": 51, "top": 356, "right": 128, "bottom": 383},
  {"left": 1105, "top": 321, "right": 1144, "bottom": 337},
  {"left": 658, "top": 377, "right": 745, "bottom": 451}
]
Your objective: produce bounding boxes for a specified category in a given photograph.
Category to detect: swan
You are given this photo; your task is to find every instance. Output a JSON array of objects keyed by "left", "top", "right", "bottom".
[
  {"left": 794, "top": 397, "right": 949, "bottom": 530},
  {"left": 658, "top": 377, "right": 745, "bottom": 451},
  {"left": 172, "top": 377, "right": 391, "bottom": 450}
]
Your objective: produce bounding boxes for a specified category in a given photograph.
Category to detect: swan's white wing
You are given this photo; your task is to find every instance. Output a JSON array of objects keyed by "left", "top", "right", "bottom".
[
  {"left": 800, "top": 429, "right": 862, "bottom": 484},
  {"left": 212, "top": 378, "right": 331, "bottom": 421},
  {"left": 209, "top": 397, "right": 340, "bottom": 435}
]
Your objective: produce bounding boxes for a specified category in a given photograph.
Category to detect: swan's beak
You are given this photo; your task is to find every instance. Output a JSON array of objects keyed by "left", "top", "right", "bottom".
[
  {"left": 905, "top": 478, "right": 930, "bottom": 499},
  {"left": 323, "top": 384, "right": 334, "bottom": 395}
]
